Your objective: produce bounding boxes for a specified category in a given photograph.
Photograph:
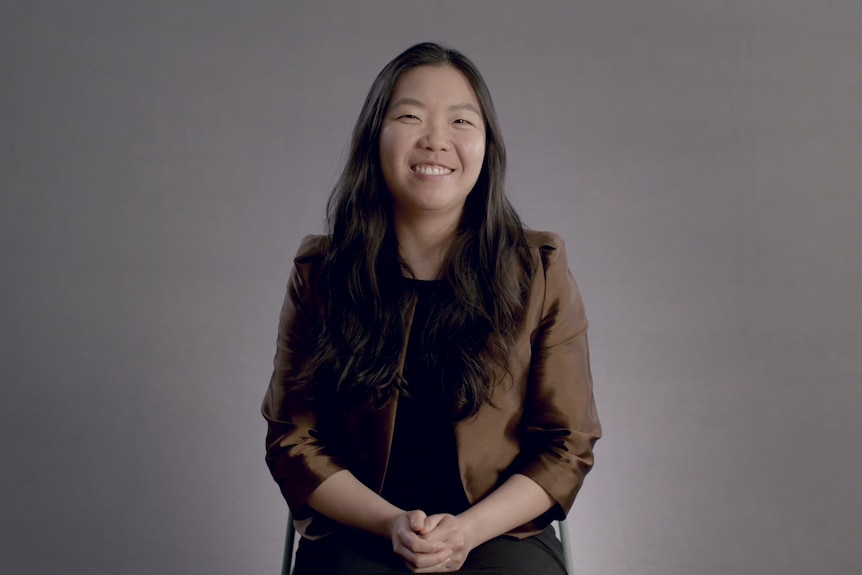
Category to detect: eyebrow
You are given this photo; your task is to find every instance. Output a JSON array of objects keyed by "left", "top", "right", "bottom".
[
  {"left": 389, "top": 98, "right": 482, "bottom": 116},
  {"left": 449, "top": 102, "right": 482, "bottom": 115}
]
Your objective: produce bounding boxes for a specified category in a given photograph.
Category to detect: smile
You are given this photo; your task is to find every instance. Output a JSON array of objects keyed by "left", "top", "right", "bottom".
[{"left": 411, "top": 164, "right": 453, "bottom": 176}]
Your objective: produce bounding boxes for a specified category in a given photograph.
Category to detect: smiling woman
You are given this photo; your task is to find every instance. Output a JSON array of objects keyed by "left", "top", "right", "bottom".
[
  {"left": 380, "top": 66, "right": 487, "bottom": 281},
  {"left": 262, "top": 42, "right": 601, "bottom": 574}
]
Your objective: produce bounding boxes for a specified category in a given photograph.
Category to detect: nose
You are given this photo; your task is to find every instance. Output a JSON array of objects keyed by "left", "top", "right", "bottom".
[{"left": 418, "top": 121, "right": 450, "bottom": 151}]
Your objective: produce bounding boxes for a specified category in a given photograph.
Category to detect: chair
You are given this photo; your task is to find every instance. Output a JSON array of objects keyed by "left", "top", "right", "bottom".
[{"left": 281, "top": 509, "right": 575, "bottom": 574}]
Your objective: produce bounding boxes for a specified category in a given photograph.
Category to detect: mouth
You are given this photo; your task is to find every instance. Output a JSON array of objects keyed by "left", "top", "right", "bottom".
[{"left": 411, "top": 164, "right": 454, "bottom": 176}]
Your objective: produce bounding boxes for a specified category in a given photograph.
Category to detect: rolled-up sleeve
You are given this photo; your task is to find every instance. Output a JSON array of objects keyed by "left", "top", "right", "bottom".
[
  {"left": 261, "top": 236, "right": 345, "bottom": 514},
  {"left": 516, "top": 234, "right": 601, "bottom": 517}
]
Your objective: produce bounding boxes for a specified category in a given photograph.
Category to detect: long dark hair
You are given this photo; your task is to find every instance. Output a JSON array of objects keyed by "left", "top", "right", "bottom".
[{"left": 302, "top": 42, "right": 533, "bottom": 421}]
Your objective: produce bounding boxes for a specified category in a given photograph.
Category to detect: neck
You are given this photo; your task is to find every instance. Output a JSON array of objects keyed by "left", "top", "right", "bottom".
[{"left": 393, "top": 214, "right": 459, "bottom": 280}]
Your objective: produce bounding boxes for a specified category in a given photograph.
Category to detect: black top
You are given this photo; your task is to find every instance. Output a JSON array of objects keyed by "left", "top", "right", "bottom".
[{"left": 380, "top": 278, "right": 470, "bottom": 515}]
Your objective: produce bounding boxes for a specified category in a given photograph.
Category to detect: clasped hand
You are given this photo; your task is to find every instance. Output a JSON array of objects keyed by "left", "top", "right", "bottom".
[{"left": 389, "top": 510, "right": 474, "bottom": 573}]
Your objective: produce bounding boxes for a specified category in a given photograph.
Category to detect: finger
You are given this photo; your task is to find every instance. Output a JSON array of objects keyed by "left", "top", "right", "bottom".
[
  {"left": 397, "top": 547, "right": 452, "bottom": 570},
  {"left": 398, "top": 529, "right": 445, "bottom": 554},
  {"left": 411, "top": 554, "right": 460, "bottom": 574},
  {"left": 419, "top": 516, "right": 460, "bottom": 543},
  {"left": 417, "top": 513, "right": 446, "bottom": 535}
]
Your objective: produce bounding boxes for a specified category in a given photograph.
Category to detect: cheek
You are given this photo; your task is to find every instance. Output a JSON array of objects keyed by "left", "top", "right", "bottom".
[
  {"left": 379, "top": 126, "right": 396, "bottom": 164},
  {"left": 463, "top": 136, "right": 486, "bottom": 172},
  {"left": 378, "top": 126, "right": 404, "bottom": 186}
]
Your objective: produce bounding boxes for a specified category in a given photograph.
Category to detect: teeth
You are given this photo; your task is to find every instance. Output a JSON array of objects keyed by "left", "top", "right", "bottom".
[{"left": 412, "top": 165, "right": 453, "bottom": 176}]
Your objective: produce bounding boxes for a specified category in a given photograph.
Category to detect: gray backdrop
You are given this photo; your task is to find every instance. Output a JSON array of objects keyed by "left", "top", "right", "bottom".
[{"left": 2, "top": 1, "right": 860, "bottom": 574}]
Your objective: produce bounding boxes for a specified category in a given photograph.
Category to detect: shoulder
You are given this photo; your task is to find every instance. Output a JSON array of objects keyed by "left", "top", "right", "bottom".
[
  {"left": 286, "top": 235, "right": 330, "bottom": 302},
  {"left": 522, "top": 230, "right": 587, "bottom": 328},
  {"left": 523, "top": 229, "right": 570, "bottom": 272},
  {"left": 293, "top": 234, "right": 331, "bottom": 264},
  {"left": 523, "top": 229, "right": 565, "bottom": 251},
  {"left": 523, "top": 229, "right": 583, "bottom": 307}
]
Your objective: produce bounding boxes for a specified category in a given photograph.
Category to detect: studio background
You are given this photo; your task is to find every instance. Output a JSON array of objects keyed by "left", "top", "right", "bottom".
[{"left": 2, "top": 1, "right": 860, "bottom": 574}]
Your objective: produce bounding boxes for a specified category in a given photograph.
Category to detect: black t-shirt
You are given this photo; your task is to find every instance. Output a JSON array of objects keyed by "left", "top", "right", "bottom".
[{"left": 380, "top": 278, "right": 470, "bottom": 515}]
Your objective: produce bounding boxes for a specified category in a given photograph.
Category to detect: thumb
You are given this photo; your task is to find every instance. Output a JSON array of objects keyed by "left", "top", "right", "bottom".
[
  {"left": 418, "top": 513, "right": 447, "bottom": 535},
  {"left": 405, "top": 509, "right": 427, "bottom": 532}
]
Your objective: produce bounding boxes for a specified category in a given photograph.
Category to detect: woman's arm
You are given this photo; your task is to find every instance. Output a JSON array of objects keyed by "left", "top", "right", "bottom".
[
  {"left": 306, "top": 469, "right": 403, "bottom": 537},
  {"left": 304, "top": 471, "right": 554, "bottom": 573},
  {"left": 513, "top": 233, "right": 601, "bottom": 519},
  {"left": 263, "top": 241, "right": 344, "bottom": 512},
  {"left": 456, "top": 473, "right": 555, "bottom": 545}
]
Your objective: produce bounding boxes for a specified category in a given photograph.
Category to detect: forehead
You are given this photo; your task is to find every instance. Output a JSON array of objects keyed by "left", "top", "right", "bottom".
[{"left": 389, "top": 65, "right": 481, "bottom": 108}]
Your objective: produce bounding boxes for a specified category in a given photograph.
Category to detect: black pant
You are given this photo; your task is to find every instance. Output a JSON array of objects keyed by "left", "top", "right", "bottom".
[{"left": 294, "top": 525, "right": 567, "bottom": 575}]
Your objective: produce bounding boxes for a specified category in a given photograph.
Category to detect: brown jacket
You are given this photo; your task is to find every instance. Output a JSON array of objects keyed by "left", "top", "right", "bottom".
[{"left": 262, "top": 230, "right": 601, "bottom": 537}]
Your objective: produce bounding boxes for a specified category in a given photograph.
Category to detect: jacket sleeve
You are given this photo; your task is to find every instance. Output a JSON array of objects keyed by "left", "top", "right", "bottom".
[
  {"left": 261, "top": 236, "right": 346, "bottom": 514},
  {"left": 515, "top": 233, "right": 601, "bottom": 519}
]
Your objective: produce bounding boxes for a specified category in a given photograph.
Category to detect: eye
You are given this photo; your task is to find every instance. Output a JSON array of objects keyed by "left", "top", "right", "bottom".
[
  {"left": 453, "top": 118, "right": 474, "bottom": 126},
  {"left": 398, "top": 114, "right": 420, "bottom": 121}
]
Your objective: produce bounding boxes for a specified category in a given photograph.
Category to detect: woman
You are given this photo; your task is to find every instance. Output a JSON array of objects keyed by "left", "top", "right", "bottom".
[{"left": 262, "top": 42, "right": 600, "bottom": 574}]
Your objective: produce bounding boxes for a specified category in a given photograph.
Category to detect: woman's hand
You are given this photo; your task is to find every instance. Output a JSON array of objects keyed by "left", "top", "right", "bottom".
[
  {"left": 390, "top": 510, "right": 455, "bottom": 572},
  {"left": 401, "top": 477, "right": 554, "bottom": 573},
  {"left": 409, "top": 513, "right": 476, "bottom": 573}
]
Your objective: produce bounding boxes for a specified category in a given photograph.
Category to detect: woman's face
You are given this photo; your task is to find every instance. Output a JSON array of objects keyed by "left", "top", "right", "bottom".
[{"left": 379, "top": 65, "right": 486, "bottom": 226}]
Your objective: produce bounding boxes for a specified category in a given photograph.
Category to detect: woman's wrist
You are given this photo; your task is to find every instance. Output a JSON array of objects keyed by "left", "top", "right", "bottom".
[
  {"left": 381, "top": 509, "right": 407, "bottom": 539},
  {"left": 455, "top": 509, "right": 483, "bottom": 551}
]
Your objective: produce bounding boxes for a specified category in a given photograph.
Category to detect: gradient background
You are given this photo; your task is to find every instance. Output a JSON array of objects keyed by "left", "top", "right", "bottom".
[{"left": 2, "top": 1, "right": 861, "bottom": 574}]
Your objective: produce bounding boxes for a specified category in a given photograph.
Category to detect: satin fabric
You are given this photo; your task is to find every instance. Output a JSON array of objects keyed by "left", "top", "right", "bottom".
[{"left": 262, "top": 230, "right": 601, "bottom": 538}]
